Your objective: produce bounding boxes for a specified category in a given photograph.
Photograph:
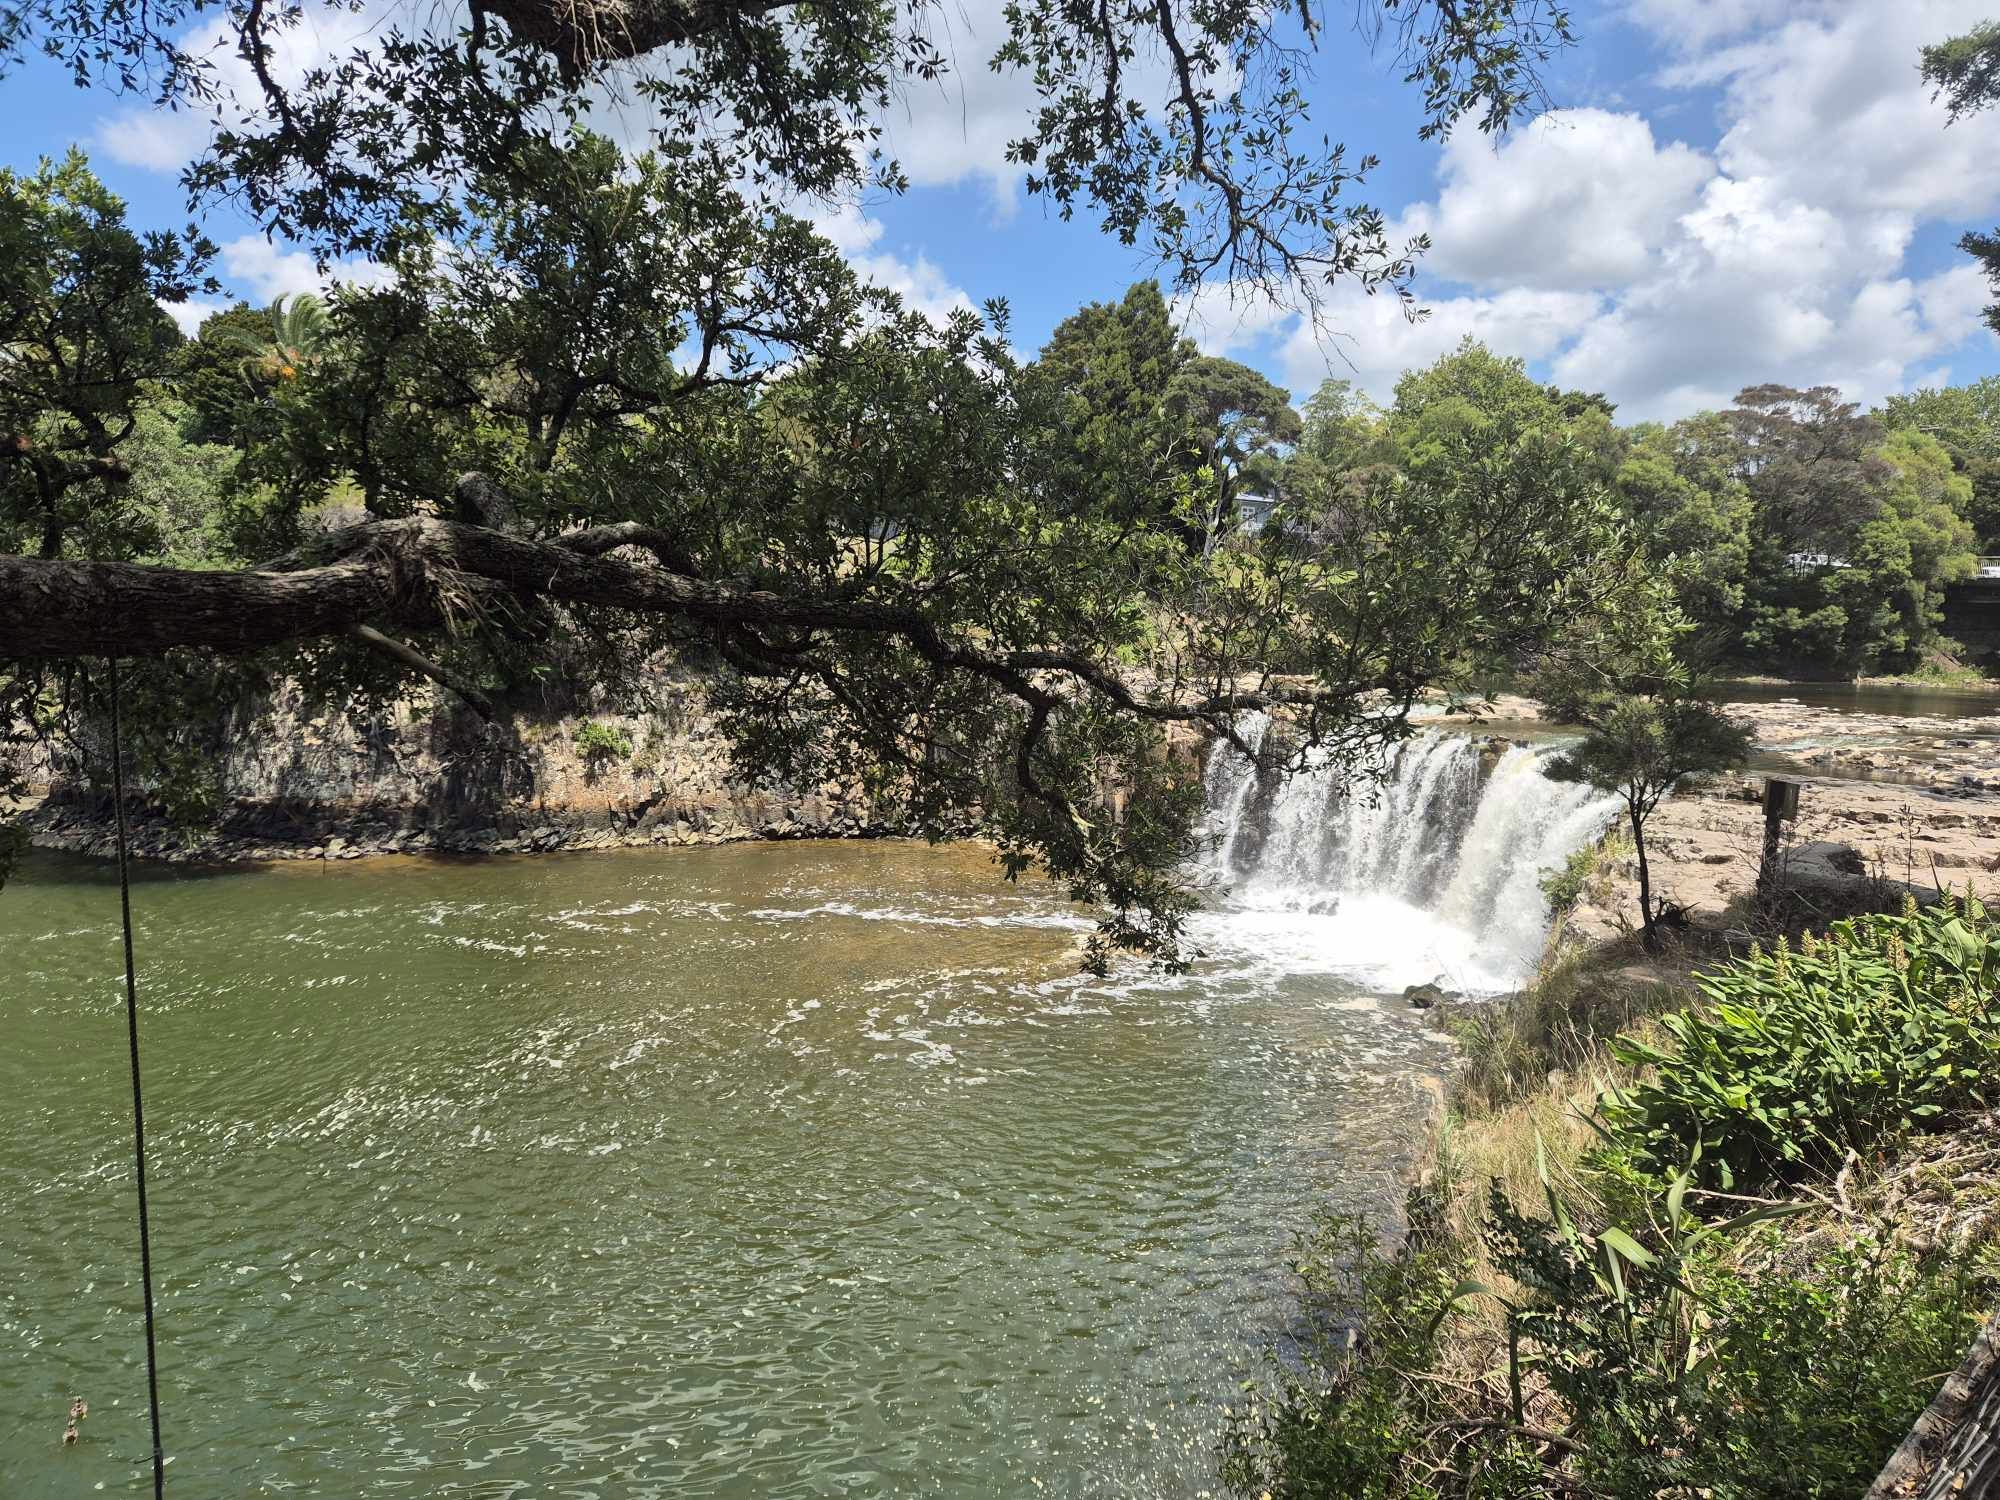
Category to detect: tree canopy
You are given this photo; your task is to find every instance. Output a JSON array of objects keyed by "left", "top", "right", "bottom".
[
  {"left": 0, "top": 147, "right": 1666, "bottom": 963},
  {"left": 1925, "top": 21, "right": 2000, "bottom": 334},
  {"left": 1032, "top": 281, "right": 1199, "bottom": 533},
  {"left": 1883, "top": 376, "right": 2000, "bottom": 550},
  {"left": 0, "top": 0, "right": 1571, "bottom": 291},
  {"left": 0, "top": 151, "right": 210, "bottom": 561},
  {"left": 0, "top": 0, "right": 1608, "bottom": 955},
  {"left": 1588, "top": 384, "right": 1980, "bottom": 676},
  {"left": 1163, "top": 354, "right": 1300, "bottom": 552}
]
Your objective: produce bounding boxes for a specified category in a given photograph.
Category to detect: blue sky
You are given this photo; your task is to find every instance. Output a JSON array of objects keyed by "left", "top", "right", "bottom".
[{"left": 6, "top": 0, "right": 1999, "bottom": 423}]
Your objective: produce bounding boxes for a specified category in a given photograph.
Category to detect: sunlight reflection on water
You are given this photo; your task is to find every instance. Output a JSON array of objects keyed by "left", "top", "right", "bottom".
[{"left": 1, "top": 841, "right": 1448, "bottom": 1497}]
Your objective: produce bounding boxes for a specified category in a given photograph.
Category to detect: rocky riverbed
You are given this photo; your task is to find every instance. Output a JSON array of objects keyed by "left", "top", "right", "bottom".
[
  {"left": 1562, "top": 769, "right": 2000, "bottom": 946},
  {"left": 1727, "top": 697, "right": 2000, "bottom": 795}
]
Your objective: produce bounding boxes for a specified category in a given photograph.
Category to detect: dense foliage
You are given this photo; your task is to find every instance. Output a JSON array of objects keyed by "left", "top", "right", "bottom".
[
  {"left": 1222, "top": 1169, "right": 1985, "bottom": 1498},
  {"left": 1884, "top": 376, "right": 2000, "bottom": 550},
  {"left": 0, "top": 151, "right": 212, "bottom": 562},
  {"left": 1282, "top": 349, "right": 1993, "bottom": 676},
  {"left": 1220, "top": 901, "right": 2000, "bottom": 1497},
  {"left": 1606, "top": 896, "right": 2000, "bottom": 1192},
  {"left": 0, "top": 158, "right": 1671, "bottom": 956},
  {"left": 1029, "top": 281, "right": 1298, "bottom": 549}
]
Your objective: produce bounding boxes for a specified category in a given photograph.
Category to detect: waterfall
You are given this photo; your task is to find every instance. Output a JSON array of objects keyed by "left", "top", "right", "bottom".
[{"left": 1197, "top": 715, "right": 1619, "bottom": 993}]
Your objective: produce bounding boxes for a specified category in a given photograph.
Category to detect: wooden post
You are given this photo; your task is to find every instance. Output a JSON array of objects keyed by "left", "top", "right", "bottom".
[
  {"left": 1865, "top": 1311, "right": 2000, "bottom": 1498},
  {"left": 1757, "top": 776, "right": 1800, "bottom": 899}
]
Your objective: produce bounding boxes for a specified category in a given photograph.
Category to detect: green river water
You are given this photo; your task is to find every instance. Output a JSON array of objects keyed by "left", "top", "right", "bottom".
[{"left": 0, "top": 841, "right": 1447, "bottom": 1497}]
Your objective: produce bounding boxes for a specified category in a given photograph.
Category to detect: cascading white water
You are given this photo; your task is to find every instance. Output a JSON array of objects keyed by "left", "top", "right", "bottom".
[{"left": 1196, "top": 714, "right": 1619, "bottom": 994}]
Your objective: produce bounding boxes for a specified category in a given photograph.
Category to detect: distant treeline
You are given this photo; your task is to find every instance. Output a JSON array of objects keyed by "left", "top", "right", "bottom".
[
  {"left": 6, "top": 151, "right": 1989, "bottom": 691},
  {"left": 1036, "top": 279, "right": 1997, "bottom": 679}
]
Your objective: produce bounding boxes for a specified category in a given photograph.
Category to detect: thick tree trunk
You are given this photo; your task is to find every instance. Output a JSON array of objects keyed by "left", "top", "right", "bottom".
[
  {"left": 0, "top": 507, "right": 1344, "bottom": 743},
  {"left": 0, "top": 515, "right": 927, "bottom": 659},
  {"left": 475, "top": 0, "right": 794, "bottom": 69}
]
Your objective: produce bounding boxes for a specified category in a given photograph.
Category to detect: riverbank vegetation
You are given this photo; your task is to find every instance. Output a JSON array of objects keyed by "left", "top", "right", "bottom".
[
  {"left": 1277, "top": 351, "right": 2000, "bottom": 683},
  {"left": 12, "top": 147, "right": 2000, "bottom": 907},
  {"left": 0, "top": 141, "right": 1683, "bottom": 954},
  {"left": 1222, "top": 895, "right": 2000, "bottom": 1498},
  {"left": 0, "top": 1, "right": 1613, "bottom": 945}
]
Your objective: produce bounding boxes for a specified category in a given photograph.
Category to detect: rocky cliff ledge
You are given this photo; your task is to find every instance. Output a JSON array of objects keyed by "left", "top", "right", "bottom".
[
  {"left": 22, "top": 684, "right": 2000, "bottom": 897},
  {"left": 20, "top": 672, "right": 908, "bottom": 864}
]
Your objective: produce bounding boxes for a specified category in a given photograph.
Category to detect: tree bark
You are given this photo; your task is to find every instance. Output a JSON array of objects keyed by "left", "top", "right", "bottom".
[
  {"left": 0, "top": 507, "right": 1354, "bottom": 744},
  {"left": 0, "top": 515, "right": 931, "bottom": 658},
  {"left": 1866, "top": 1312, "right": 2000, "bottom": 1499},
  {"left": 473, "top": 0, "right": 796, "bottom": 69},
  {"left": 1631, "top": 802, "right": 1657, "bottom": 953}
]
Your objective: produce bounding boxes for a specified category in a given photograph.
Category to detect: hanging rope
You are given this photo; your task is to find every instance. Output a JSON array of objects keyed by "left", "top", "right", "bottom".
[{"left": 108, "top": 658, "right": 166, "bottom": 1497}]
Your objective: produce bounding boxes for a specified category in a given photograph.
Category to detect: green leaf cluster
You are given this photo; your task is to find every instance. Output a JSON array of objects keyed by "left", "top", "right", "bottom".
[
  {"left": 1592, "top": 385, "right": 1987, "bottom": 676},
  {"left": 0, "top": 150, "right": 214, "bottom": 563},
  {"left": 1221, "top": 1153, "right": 1984, "bottom": 1499},
  {"left": 571, "top": 719, "right": 632, "bottom": 766},
  {"left": 1604, "top": 896, "right": 2000, "bottom": 1192},
  {"left": 1883, "top": 376, "right": 2000, "bottom": 551}
]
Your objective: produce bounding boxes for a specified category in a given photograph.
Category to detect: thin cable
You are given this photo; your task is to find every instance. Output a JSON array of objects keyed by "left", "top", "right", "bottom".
[{"left": 109, "top": 658, "right": 166, "bottom": 1498}]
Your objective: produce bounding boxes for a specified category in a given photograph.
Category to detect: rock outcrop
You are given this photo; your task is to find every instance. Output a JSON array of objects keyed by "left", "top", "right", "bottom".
[
  {"left": 1563, "top": 769, "right": 2000, "bottom": 946},
  {"left": 17, "top": 669, "right": 915, "bottom": 864}
]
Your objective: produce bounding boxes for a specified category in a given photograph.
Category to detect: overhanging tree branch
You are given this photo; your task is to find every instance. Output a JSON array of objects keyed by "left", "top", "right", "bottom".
[
  {"left": 1, "top": 474, "right": 1398, "bottom": 757},
  {"left": 1, "top": 525, "right": 1356, "bottom": 724},
  {"left": 343, "top": 624, "right": 497, "bottom": 721}
]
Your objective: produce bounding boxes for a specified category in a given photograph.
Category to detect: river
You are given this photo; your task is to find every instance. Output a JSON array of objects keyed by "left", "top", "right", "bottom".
[
  {"left": 1705, "top": 678, "right": 2000, "bottom": 720},
  {"left": 0, "top": 734, "right": 1609, "bottom": 1497}
]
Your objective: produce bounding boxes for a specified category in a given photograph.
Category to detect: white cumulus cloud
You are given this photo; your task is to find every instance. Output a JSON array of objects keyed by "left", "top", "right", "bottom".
[
  {"left": 1225, "top": 1, "right": 2000, "bottom": 421},
  {"left": 219, "top": 236, "right": 390, "bottom": 304},
  {"left": 159, "top": 297, "right": 229, "bottom": 337},
  {"left": 1395, "top": 109, "right": 1713, "bottom": 292}
]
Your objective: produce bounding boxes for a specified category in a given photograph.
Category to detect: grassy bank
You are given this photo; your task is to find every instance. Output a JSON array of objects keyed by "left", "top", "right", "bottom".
[{"left": 1221, "top": 896, "right": 2000, "bottom": 1498}]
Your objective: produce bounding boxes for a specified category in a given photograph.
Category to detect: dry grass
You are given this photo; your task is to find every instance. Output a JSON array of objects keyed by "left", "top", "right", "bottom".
[
  {"left": 1409, "top": 948, "right": 1679, "bottom": 1357},
  {"left": 1426, "top": 928, "right": 2000, "bottom": 1357},
  {"left": 1439, "top": 947, "right": 1689, "bottom": 1116}
]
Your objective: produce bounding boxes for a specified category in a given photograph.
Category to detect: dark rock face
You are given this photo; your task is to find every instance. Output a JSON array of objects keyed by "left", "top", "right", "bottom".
[
  {"left": 17, "top": 669, "right": 920, "bottom": 867},
  {"left": 22, "top": 790, "right": 909, "bottom": 867},
  {"left": 1403, "top": 981, "right": 1456, "bottom": 1009}
]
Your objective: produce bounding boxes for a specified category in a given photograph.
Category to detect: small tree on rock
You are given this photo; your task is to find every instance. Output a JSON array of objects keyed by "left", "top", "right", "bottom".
[{"left": 1542, "top": 694, "right": 1751, "bottom": 952}]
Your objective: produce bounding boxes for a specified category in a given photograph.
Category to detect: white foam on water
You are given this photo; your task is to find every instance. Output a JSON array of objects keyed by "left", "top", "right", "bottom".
[
  {"left": 1197, "top": 715, "right": 1619, "bottom": 994},
  {"left": 748, "top": 900, "right": 1093, "bottom": 932}
]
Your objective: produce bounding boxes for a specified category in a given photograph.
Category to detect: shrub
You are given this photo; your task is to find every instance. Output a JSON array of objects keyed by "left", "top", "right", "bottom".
[
  {"left": 572, "top": 719, "right": 632, "bottom": 766},
  {"left": 1679, "top": 1240, "right": 1989, "bottom": 1498},
  {"left": 1602, "top": 895, "right": 2000, "bottom": 1192},
  {"left": 1218, "top": 1191, "right": 1473, "bottom": 1499},
  {"left": 1220, "top": 1162, "right": 1989, "bottom": 1499},
  {"left": 1539, "top": 842, "right": 1599, "bottom": 914},
  {"left": 1444, "top": 951, "right": 1682, "bottom": 1113},
  {"left": 1484, "top": 1174, "right": 1984, "bottom": 1499}
]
